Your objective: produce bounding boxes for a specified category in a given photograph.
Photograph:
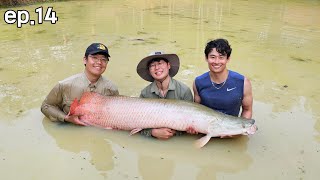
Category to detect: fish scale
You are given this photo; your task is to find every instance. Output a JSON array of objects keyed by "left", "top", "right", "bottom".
[{"left": 70, "top": 92, "right": 257, "bottom": 148}]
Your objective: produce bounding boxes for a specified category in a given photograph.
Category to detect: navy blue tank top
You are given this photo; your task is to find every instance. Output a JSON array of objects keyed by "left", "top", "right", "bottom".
[{"left": 195, "top": 70, "right": 244, "bottom": 116}]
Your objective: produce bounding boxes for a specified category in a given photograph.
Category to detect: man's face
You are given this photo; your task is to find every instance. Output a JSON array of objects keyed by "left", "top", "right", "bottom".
[
  {"left": 206, "top": 48, "right": 229, "bottom": 73},
  {"left": 148, "top": 59, "right": 171, "bottom": 81},
  {"left": 84, "top": 54, "right": 108, "bottom": 77}
]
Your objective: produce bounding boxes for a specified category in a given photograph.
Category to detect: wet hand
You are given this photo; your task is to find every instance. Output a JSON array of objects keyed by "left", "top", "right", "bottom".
[
  {"left": 151, "top": 128, "right": 176, "bottom": 140},
  {"left": 64, "top": 114, "right": 86, "bottom": 126},
  {"left": 186, "top": 126, "right": 198, "bottom": 134}
]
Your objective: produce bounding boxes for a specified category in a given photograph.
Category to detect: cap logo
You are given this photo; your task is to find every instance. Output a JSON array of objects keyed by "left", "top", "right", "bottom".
[
  {"left": 97, "top": 44, "right": 106, "bottom": 50},
  {"left": 155, "top": 52, "right": 162, "bottom": 55}
]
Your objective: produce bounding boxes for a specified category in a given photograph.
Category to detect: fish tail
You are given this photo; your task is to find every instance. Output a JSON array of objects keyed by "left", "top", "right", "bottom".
[{"left": 69, "top": 98, "right": 79, "bottom": 116}]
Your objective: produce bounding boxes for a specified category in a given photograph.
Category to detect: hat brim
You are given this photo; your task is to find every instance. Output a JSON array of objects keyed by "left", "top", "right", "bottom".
[
  {"left": 87, "top": 50, "right": 110, "bottom": 57},
  {"left": 137, "top": 54, "right": 179, "bottom": 82}
]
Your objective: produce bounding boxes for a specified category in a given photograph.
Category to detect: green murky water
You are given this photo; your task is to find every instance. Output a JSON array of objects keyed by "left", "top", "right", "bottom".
[{"left": 0, "top": 0, "right": 319, "bottom": 179}]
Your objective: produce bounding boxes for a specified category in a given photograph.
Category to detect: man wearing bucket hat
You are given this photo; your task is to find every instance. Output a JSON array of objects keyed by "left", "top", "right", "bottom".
[
  {"left": 41, "top": 43, "right": 119, "bottom": 125},
  {"left": 136, "top": 51, "right": 193, "bottom": 139}
]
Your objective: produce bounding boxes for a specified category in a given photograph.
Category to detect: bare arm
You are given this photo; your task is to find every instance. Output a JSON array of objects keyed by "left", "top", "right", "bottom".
[
  {"left": 221, "top": 78, "right": 252, "bottom": 138},
  {"left": 193, "top": 80, "right": 201, "bottom": 103},
  {"left": 241, "top": 77, "right": 253, "bottom": 119}
]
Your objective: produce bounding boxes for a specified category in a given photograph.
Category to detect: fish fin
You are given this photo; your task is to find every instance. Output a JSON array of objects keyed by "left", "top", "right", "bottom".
[
  {"left": 80, "top": 120, "right": 91, "bottom": 127},
  {"left": 129, "top": 128, "right": 142, "bottom": 136},
  {"left": 194, "top": 135, "right": 211, "bottom": 148},
  {"left": 69, "top": 98, "right": 79, "bottom": 116}
]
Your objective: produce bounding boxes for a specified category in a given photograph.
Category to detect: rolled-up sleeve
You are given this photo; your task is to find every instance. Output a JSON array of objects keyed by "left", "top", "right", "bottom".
[
  {"left": 140, "top": 128, "right": 153, "bottom": 137},
  {"left": 41, "top": 83, "right": 66, "bottom": 122}
]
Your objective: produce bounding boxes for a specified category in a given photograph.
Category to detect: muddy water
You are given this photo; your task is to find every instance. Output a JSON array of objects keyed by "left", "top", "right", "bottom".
[{"left": 0, "top": 0, "right": 319, "bottom": 179}]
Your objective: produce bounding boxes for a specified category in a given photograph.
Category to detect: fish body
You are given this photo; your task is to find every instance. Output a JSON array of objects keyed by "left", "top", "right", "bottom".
[{"left": 70, "top": 92, "right": 257, "bottom": 148}]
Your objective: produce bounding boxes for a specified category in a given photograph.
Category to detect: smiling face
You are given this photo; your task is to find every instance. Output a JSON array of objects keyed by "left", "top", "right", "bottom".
[
  {"left": 206, "top": 48, "right": 230, "bottom": 73},
  {"left": 148, "top": 59, "right": 171, "bottom": 82},
  {"left": 83, "top": 54, "right": 108, "bottom": 78}
]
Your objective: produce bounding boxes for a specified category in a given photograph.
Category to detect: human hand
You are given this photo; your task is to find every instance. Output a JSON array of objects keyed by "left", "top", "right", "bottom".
[
  {"left": 151, "top": 128, "right": 176, "bottom": 140},
  {"left": 186, "top": 126, "right": 198, "bottom": 134},
  {"left": 64, "top": 114, "right": 86, "bottom": 126}
]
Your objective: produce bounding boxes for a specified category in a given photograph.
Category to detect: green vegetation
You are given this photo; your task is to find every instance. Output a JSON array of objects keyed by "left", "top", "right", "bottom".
[{"left": 0, "top": 0, "right": 65, "bottom": 8}]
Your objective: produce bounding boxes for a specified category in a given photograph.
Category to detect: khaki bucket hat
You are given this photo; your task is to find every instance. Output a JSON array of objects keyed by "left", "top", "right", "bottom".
[{"left": 137, "top": 51, "right": 180, "bottom": 82}]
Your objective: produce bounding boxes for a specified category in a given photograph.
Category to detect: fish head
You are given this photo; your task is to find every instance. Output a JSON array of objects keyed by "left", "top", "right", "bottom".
[
  {"left": 241, "top": 119, "right": 258, "bottom": 135},
  {"left": 211, "top": 118, "right": 258, "bottom": 137},
  {"left": 69, "top": 98, "right": 90, "bottom": 117},
  {"left": 69, "top": 98, "right": 79, "bottom": 116}
]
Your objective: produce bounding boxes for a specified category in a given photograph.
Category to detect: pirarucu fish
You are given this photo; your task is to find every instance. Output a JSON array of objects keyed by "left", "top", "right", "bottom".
[{"left": 69, "top": 92, "right": 257, "bottom": 148}]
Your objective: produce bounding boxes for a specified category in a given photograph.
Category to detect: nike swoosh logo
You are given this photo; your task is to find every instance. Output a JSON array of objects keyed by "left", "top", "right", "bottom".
[{"left": 227, "top": 87, "right": 236, "bottom": 91}]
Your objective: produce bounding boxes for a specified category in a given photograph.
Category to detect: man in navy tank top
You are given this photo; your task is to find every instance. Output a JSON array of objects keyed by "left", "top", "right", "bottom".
[{"left": 193, "top": 38, "right": 253, "bottom": 134}]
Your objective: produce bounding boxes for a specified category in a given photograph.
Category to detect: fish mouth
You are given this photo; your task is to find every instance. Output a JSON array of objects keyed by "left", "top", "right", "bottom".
[
  {"left": 242, "top": 119, "right": 257, "bottom": 135},
  {"left": 246, "top": 124, "right": 258, "bottom": 135}
]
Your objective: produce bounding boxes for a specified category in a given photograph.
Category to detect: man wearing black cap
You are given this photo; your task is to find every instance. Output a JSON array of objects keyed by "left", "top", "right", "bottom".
[
  {"left": 137, "top": 51, "right": 193, "bottom": 139},
  {"left": 41, "top": 43, "right": 119, "bottom": 125}
]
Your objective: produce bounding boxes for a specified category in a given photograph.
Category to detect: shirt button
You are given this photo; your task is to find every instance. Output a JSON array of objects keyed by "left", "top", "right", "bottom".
[{"left": 89, "top": 85, "right": 96, "bottom": 92}]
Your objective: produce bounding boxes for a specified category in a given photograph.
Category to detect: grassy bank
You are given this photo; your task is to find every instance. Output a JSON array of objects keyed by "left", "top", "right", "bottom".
[{"left": 0, "top": 0, "right": 65, "bottom": 8}]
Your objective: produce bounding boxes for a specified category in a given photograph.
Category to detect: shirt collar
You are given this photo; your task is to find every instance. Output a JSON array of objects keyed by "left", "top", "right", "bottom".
[
  {"left": 82, "top": 72, "right": 102, "bottom": 87},
  {"left": 150, "top": 77, "right": 175, "bottom": 94},
  {"left": 168, "top": 77, "right": 175, "bottom": 91}
]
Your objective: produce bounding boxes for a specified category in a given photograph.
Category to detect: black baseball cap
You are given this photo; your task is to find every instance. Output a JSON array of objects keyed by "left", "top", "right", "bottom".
[{"left": 85, "top": 43, "right": 110, "bottom": 57}]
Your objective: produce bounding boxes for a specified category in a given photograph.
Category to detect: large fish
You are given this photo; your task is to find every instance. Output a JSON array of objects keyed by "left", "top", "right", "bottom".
[{"left": 69, "top": 92, "right": 257, "bottom": 148}]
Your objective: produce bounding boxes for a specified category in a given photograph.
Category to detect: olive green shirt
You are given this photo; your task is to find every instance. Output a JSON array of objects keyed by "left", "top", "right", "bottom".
[
  {"left": 41, "top": 72, "right": 119, "bottom": 122},
  {"left": 140, "top": 78, "right": 193, "bottom": 101},
  {"left": 139, "top": 78, "right": 193, "bottom": 137}
]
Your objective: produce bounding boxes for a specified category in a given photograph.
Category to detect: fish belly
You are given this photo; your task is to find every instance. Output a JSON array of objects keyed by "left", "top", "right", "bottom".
[{"left": 75, "top": 92, "right": 211, "bottom": 133}]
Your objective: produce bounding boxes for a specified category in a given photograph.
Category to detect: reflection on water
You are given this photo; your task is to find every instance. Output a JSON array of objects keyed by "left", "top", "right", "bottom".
[
  {"left": 138, "top": 156, "right": 175, "bottom": 180},
  {"left": 43, "top": 113, "right": 252, "bottom": 179},
  {"left": 136, "top": 136, "right": 252, "bottom": 180},
  {"left": 42, "top": 118, "right": 115, "bottom": 174},
  {"left": 0, "top": 0, "right": 320, "bottom": 179}
]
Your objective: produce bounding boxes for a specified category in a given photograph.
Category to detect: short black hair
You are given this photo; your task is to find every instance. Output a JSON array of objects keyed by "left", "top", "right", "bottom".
[
  {"left": 147, "top": 58, "right": 169, "bottom": 68},
  {"left": 204, "top": 38, "right": 232, "bottom": 58}
]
